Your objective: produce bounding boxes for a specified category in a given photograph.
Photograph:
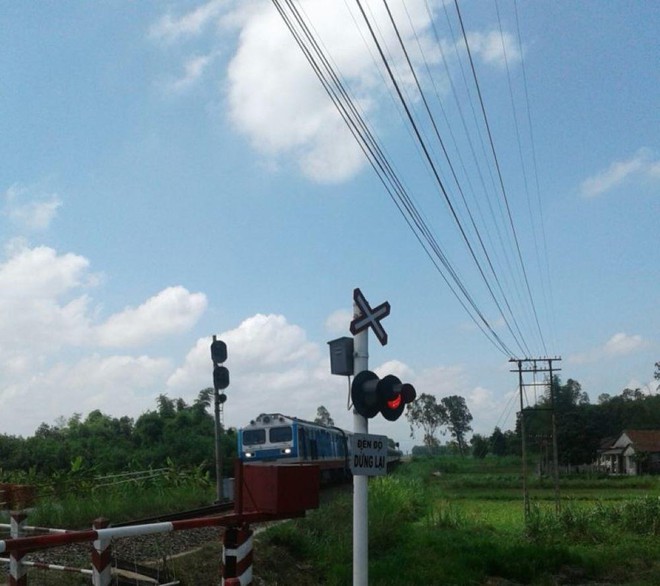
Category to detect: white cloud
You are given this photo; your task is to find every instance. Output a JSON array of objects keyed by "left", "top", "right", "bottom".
[
  {"left": 569, "top": 332, "right": 646, "bottom": 365},
  {"left": 149, "top": 0, "right": 227, "bottom": 43},
  {"left": 580, "top": 148, "right": 660, "bottom": 197},
  {"left": 325, "top": 308, "right": 352, "bottom": 334},
  {"left": 149, "top": 1, "right": 521, "bottom": 184},
  {"left": 0, "top": 354, "right": 172, "bottom": 435},
  {"left": 167, "top": 313, "right": 344, "bottom": 433},
  {"left": 604, "top": 332, "right": 644, "bottom": 356},
  {"left": 224, "top": 3, "right": 369, "bottom": 183},
  {"left": 375, "top": 359, "right": 414, "bottom": 380},
  {"left": 0, "top": 244, "right": 91, "bottom": 298},
  {"left": 3, "top": 183, "right": 62, "bottom": 231},
  {"left": 168, "top": 53, "right": 214, "bottom": 92},
  {"left": 464, "top": 30, "right": 521, "bottom": 68},
  {"left": 168, "top": 313, "right": 319, "bottom": 390},
  {"left": 0, "top": 241, "right": 212, "bottom": 435},
  {"left": 0, "top": 244, "right": 96, "bottom": 355},
  {"left": 149, "top": 1, "right": 476, "bottom": 183},
  {"left": 97, "top": 286, "right": 207, "bottom": 348}
]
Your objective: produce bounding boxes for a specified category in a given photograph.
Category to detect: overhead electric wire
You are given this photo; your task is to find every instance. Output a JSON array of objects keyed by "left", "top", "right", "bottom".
[
  {"left": 430, "top": 0, "right": 535, "bottom": 345},
  {"left": 272, "top": 0, "right": 552, "bottom": 359},
  {"left": 272, "top": 0, "right": 515, "bottom": 356},
  {"left": 453, "top": 0, "right": 548, "bottom": 356},
  {"left": 512, "top": 0, "right": 557, "bottom": 352},
  {"left": 422, "top": 0, "right": 530, "bottom": 328},
  {"left": 355, "top": 0, "right": 517, "bottom": 354},
  {"left": 494, "top": 0, "right": 547, "bottom": 353},
  {"left": 380, "top": 0, "right": 531, "bottom": 357}
]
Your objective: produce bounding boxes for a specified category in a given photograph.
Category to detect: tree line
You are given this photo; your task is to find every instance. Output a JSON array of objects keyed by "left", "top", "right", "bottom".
[
  {"left": 3, "top": 363, "right": 657, "bottom": 478},
  {"left": 0, "top": 389, "right": 236, "bottom": 479},
  {"left": 470, "top": 367, "right": 660, "bottom": 465}
]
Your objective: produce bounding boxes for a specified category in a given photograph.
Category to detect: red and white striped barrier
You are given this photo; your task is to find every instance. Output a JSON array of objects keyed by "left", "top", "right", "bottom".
[
  {"left": 0, "top": 509, "right": 299, "bottom": 585},
  {"left": 222, "top": 524, "right": 253, "bottom": 585},
  {"left": 0, "top": 524, "right": 69, "bottom": 535},
  {"left": 10, "top": 511, "right": 27, "bottom": 586},
  {"left": 91, "top": 518, "right": 112, "bottom": 586},
  {"left": 0, "top": 511, "right": 289, "bottom": 556},
  {"left": 0, "top": 558, "right": 93, "bottom": 576}
]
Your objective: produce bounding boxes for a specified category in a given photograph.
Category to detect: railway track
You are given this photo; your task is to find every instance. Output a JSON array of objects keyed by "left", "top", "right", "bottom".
[{"left": 111, "top": 501, "right": 235, "bottom": 528}]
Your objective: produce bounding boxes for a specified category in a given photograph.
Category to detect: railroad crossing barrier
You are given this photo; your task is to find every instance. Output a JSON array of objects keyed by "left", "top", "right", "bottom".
[
  {"left": 0, "top": 463, "right": 320, "bottom": 585},
  {"left": 10, "top": 511, "right": 27, "bottom": 586},
  {"left": 222, "top": 524, "right": 253, "bottom": 585},
  {"left": 0, "top": 510, "right": 304, "bottom": 585}
]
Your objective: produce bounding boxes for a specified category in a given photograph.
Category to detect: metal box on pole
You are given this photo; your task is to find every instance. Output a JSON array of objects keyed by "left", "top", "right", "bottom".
[{"left": 327, "top": 337, "right": 354, "bottom": 376}]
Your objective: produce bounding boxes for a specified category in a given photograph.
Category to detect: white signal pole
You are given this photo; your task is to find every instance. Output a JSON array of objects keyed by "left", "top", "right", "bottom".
[{"left": 353, "top": 320, "right": 368, "bottom": 586}]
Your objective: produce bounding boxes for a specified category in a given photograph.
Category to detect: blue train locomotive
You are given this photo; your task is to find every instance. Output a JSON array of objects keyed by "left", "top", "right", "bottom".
[
  {"left": 238, "top": 413, "right": 350, "bottom": 482},
  {"left": 237, "top": 413, "right": 402, "bottom": 482}
]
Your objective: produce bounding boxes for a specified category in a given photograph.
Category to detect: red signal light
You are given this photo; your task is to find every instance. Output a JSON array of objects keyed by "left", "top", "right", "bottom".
[{"left": 387, "top": 394, "right": 402, "bottom": 410}]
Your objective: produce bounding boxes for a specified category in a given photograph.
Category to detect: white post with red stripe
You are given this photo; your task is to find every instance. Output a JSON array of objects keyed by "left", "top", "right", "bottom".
[
  {"left": 9, "top": 511, "right": 27, "bottom": 586},
  {"left": 91, "top": 518, "right": 111, "bottom": 586},
  {"left": 222, "top": 524, "right": 253, "bottom": 585}
]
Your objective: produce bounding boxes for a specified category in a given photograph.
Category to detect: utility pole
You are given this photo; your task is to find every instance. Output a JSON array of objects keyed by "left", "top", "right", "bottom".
[
  {"left": 510, "top": 357, "right": 562, "bottom": 521},
  {"left": 515, "top": 359, "right": 530, "bottom": 521},
  {"left": 548, "top": 358, "right": 561, "bottom": 513}
]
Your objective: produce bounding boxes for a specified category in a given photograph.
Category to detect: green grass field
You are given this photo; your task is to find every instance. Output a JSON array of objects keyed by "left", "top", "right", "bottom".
[
  {"left": 3, "top": 456, "right": 660, "bottom": 584},
  {"left": 254, "top": 456, "right": 660, "bottom": 585}
]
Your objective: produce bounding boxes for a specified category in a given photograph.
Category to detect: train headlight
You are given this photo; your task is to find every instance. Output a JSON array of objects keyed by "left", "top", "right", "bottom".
[
  {"left": 283, "top": 448, "right": 292, "bottom": 454},
  {"left": 244, "top": 452, "right": 254, "bottom": 458}
]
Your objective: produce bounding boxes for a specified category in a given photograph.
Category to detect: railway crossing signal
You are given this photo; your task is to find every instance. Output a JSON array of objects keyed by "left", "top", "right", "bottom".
[
  {"left": 210, "top": 336, "right": 229, "bottom": 501},
  {"left": 211, "top": 338, "right": 229, "bottom": 403},
  {"left": 380, "top": 375, "right": 416, "bottom": 421},
  {"left": 351, "top": 370, "right": 416, "bottom": 421},
  {"left": 349, "top": 287, "right": 390, "bottom": 346}
]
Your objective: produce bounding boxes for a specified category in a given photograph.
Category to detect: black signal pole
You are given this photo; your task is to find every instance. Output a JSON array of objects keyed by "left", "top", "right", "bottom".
[
  {"left": 213, "top": 336, "right": 223, "bottom": 502},
  {"left": 211, "top": 336, "right": 230, "bottom": 502}
]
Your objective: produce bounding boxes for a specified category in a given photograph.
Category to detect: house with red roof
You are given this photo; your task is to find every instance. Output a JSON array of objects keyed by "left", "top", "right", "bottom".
[{"left": 598, "top": 430, "right": 660, "bottom": 475}]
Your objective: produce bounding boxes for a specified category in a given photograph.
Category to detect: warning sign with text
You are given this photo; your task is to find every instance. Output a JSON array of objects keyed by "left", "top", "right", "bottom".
[{"left": 350, "top": 433, "right": 389, "bottom": 476}]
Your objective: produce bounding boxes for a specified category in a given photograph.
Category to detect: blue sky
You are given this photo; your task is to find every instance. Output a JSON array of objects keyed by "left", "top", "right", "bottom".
[{"left": 1, "top": 1, "right": 658, "bottom": 452}]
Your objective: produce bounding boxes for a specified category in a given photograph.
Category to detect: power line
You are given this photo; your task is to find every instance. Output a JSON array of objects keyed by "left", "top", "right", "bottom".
[
  {"left": 381, "top": 0, "right": 532, "bottom": 356},
  {"left": 272, "top": 1, "right": 552, "bottom": 359},
  {"left": 452, "top": 0, "right": 548, "bottom": 356},
  {"left": 273, "top": 0, "right": 515, "bottom": 356}
]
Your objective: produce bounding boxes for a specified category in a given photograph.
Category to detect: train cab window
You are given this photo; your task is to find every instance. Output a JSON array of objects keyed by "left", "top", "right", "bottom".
[
  {"left": 242, "top": 429, "right": 266, "bottom": 445},
  {"left": 269, "top": 426, "right": 293, "bottom": 443}
]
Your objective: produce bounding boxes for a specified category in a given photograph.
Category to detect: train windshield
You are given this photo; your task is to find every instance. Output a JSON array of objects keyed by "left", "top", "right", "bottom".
[
  {"left": 269, "top": 426, "right": 293, "bottom": 443},
  {"left": 242, "top": 429, "right": 266, "bottom": 446}
]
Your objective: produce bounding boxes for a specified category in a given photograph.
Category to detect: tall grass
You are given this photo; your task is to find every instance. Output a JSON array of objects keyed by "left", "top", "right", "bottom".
[
  {"left": 27, "top": 482, "right": 214, "bottom": 528},
  {"left": 1, "top": 462, "right": 214, "bottom": 529},
  {"left": 254, "top": 458, "right": 660, "bottom": 585}
]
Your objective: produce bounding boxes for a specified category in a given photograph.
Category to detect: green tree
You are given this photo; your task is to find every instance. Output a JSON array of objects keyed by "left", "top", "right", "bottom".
[
  {"left": 314, "top": 405, "right": 334, "bottom": 427},
  {"left": 470, "top": 434, "right": 489, "bottom": 459},
  {"left": 195, "top": 388, "right": 214, "bottom": 412},
  {"left": 441, "top": 395, "right": 473, "bottom": 456},
  {"left": 489, "top": 426, "right": 507, "bottom": 456},
  {"left": 405, "top": 393, "right": 447, "bottom": 448}
]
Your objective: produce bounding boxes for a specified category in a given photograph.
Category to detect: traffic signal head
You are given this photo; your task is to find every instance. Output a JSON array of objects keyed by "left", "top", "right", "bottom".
[
  {"left": 210, "top": 339, "right": 227, "bottom": 364},
  {"left": 351, "top": 370, "right": 417, "bottom": 420},
  {"left": 379, "top": 375, "right": 416, "bottom": 421},
  {"left": 213, "top": 365, "right": 230, "bottom": 391},
  {"left": 351, "top": 370, "right": 381, "bottom": 418}
]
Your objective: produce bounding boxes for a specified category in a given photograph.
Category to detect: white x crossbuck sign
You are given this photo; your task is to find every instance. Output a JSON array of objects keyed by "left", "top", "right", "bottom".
[{"left": 349, "top": 287, "right": 390, "bottom": 346}]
